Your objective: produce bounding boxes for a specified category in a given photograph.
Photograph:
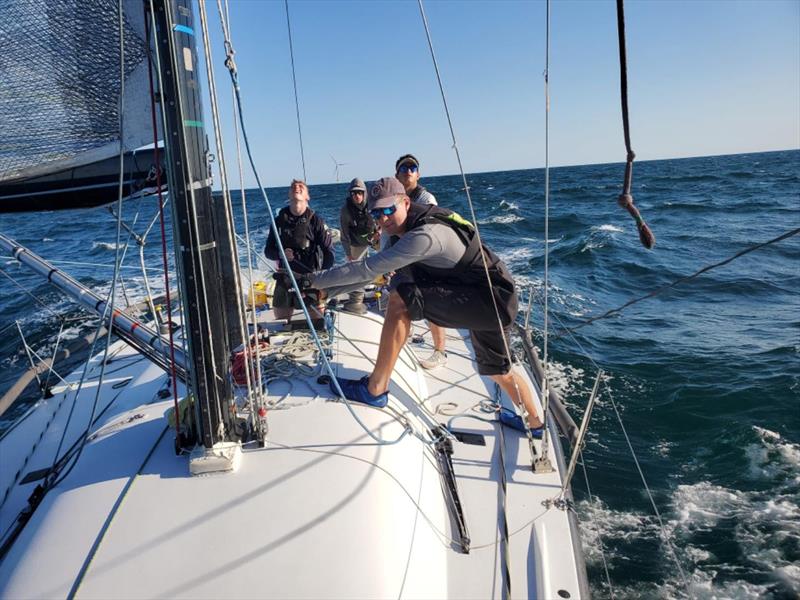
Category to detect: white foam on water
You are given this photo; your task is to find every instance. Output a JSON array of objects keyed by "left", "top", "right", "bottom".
[
  {"left": 591, "top": 224, "right": 624, "bottom": 234},
  {"left": 92, "top": 241, "right": 121, "bottom": 252},
  {"left": 479, "top": 213, "right": 524, "bottom": 225},
  {"left": 42, "top": 237, "right": 54, "bottom": 242},
  {"left": 498, "top": 199, "right": 517, "bottom": 210},
  {"left": 497, "top": 246, "right": 534, "bottom": 268}
]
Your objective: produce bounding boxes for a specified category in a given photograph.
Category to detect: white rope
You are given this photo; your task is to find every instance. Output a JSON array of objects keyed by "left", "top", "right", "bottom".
[
  {"left": 283, "top": 0, "right": 307, "bottom": 181},
  {"left": 579, "top": 453, "right": 616, "bottom": 599},
  {"left": 538, "top": 0, "right": 554, "bottom": 468},
  {"left": 217, "top": 0, "right": 268, "bottom": 433},
  {"left": 216, "top": 12, "right": 412, "bottom": 448},
  {"left": 49, "top": 0, "right": 130, "bottom": 488},
  {"left": 526, "top": 285, "right": 691, "bottom": 593},
  {"left": 416, "top": 0, "right": 538, "bottom": 457}
]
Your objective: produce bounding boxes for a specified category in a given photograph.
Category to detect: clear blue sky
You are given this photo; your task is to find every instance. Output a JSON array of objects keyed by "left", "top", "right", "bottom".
[{"left": 196, "top": 0, "right": 799, "bottom": 188}]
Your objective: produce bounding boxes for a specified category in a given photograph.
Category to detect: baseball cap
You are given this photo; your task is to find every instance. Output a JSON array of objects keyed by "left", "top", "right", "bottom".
[
  {"left": 395, "top": 154, "right": 420, "bottom": 171},
  {"left": 368, "top": 177, "right": 406, "bottom": 209}
]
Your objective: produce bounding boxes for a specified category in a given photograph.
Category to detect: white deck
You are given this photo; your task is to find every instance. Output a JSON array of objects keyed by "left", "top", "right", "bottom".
[{"left": 0, "top": 305, "right": 587, "bottom": 599}]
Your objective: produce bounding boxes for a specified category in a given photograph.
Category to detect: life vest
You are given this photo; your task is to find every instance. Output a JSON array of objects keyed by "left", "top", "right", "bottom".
[
  {"left": 346, "top": 198, "right": 377, "bottom": 247},
  {"left": 275, "top": 207, "right": 323, "bottom": 270},
  {"left": 404, "top": 203, "right": 517, "bottom": 322}
]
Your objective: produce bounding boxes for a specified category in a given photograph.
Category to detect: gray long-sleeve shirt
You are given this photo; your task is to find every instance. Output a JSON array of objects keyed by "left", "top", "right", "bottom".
[{"left": 309, "top": 222, "right": 465, "bottom": 297}]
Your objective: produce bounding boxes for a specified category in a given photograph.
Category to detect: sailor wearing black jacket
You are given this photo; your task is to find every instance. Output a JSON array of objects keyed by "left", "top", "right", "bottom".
[
  {"left": 306, "top": 177, "right": 543, "bottom": 435},
  {"left": 265, "top": 179, "right": 334, "bottom": 319},
  {"left": 339, "top": 177, "right": 379, "bottom": 314}
]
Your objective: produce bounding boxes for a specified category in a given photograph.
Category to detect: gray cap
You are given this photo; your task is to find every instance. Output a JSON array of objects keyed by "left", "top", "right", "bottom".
[
  {"left": 368, "top": 176, "right": 406, "bottom": 209},
  {"left": 348, "top": 177, "right": 366, "bottom": 193}
]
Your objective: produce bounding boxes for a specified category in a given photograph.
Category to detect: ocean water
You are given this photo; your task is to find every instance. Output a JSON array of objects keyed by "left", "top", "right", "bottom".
[{"left": 1, "top": 149, "right": 798, "bottom": 598}]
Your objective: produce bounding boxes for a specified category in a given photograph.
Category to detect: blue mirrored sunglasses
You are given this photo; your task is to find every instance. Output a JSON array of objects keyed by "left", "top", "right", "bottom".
[
  {"left": 370, "top": 204, "right": 399, "bottom": 219},
  {"left": 398, "top": 164, "right": 418, "bottom": 174}
]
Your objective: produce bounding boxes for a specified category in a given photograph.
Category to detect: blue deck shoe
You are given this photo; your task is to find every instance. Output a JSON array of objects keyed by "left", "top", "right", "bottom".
[
  {"left": 331, "top": 375, "right": 388, "bottom": 408},
  {"left": 499, "top": 407, "right": 544, "bottom": 439}
]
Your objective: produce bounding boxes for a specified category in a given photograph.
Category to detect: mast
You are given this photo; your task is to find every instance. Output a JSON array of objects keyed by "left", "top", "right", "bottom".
[{"left": 151, "top": 0, "right": 243, "bottom": 453}]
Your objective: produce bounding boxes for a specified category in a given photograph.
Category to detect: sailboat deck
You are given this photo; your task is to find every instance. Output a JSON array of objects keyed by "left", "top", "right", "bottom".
[{"left": 0, "top": 307, "right": 585, "bottom": 599}]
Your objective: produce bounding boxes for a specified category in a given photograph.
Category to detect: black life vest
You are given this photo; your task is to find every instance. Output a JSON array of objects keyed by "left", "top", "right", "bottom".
[
  {"left": 346, "top": 198, "right": 377, "bottom": 247},
  {"left": 404, "top": 203, "right": 518, "bottom": 323},
  {"left": 276, "top": 207, "right": 312, "bottom": 251}
]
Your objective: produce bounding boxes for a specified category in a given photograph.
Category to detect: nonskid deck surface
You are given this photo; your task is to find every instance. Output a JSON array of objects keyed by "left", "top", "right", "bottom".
[{"left": 0, "top": 305, "right": 584, "bottom": 599}]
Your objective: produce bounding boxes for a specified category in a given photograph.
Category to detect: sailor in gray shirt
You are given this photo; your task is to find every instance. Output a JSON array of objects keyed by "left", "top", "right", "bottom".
[{"left": 307, "top": 176, "right": 544, "bottom": 436}]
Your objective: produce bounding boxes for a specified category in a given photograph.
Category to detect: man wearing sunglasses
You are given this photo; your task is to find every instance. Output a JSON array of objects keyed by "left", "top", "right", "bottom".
[
  {"left": 339, "top": 177, "right": 380, "bottom": 314},
  {"left": 265, "top": 179, "right": 334, "bottom": 320},
  {"left": 306, "top": 176, "right": 543, "bottom": 435},
  {"left": 395, "top": 154, "right": 449, "bottom": 370}
]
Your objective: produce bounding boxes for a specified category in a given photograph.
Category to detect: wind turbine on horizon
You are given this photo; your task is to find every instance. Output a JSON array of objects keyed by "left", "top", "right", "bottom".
[{"left": 330, "top": 155, "right": 348, "bottom": 183}]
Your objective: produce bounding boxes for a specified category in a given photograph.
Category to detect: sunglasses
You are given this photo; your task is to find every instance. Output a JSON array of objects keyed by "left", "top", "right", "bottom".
[
  {"left": 370, "top": 204, "right": 399, "bottom": 219},
  {"left": 397, "top": 164, "right": 418, "bottom": 174},
  {"left": 350, "top": 190, "right": 365, "bottom": 195}
]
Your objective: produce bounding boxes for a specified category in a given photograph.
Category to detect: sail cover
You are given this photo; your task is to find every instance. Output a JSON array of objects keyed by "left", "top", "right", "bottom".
[{"left": 0, "top": 0, "right": 159, "bottom": 190}]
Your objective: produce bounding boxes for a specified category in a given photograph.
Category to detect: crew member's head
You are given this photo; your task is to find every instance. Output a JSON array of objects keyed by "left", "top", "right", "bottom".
[
  {"left": 368, "top": 176, "right": 411, "bottom": 237},
  {"left": 395, "top": 154, "right": 420, "bottom": 193},
  {"left": 287, "top": 179, "right": 309, "bottom": 215},
  {"left": 348, "top": 178, "right": 367, "bottom": 206}
]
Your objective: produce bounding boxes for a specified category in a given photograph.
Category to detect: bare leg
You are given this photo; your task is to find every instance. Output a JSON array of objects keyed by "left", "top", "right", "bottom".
[
  {"left": 429, "top": 322, "right": 446, "bottom": 352},
  {"left": 367, "top": 291, "right": 411, "bottom": 396},
  {"left": 490, "top": 370, "right": 543, "bottom": 429}
]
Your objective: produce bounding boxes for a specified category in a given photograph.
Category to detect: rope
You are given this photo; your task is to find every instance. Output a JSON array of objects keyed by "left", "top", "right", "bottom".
[
  {"left": 198, "top": 0, "right": 261, "bottom": 435},
  {"left": 524, "top": 286, "right": 691, "bottom": 594},
  {"left": 579, "top": 454, "right": 616, "bottom": 599},
  {"left": 217, "top": 0, "right": 268, "bottom": 438},
  {"left": 216, "top": 15, "right": 412, "bottom": 447},
  {"left": 48, "top": 0, "right": 130, "bottom": 489},
  {"left": 144, "top": 2, "right": 181, "bottom": 439},
  {"left": 616, "top": 0, "right": 655, "bottom": 250},
  {"left": 416, "top": 0, "right": 539, "bottom": 458},
  {"left": 538, "top": 0, "right": 554, "bottom": 471},
  {"left": 284, "top": 0, "right": 307, "bottom": 181},
  {"left": 559, "top": 225, "right": 800, "bottom": 337}
]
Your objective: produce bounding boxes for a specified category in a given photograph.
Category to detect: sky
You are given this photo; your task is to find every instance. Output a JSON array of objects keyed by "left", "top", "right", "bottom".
[{"left": 195, "top": 0, "right": 800, "bottom": 188}]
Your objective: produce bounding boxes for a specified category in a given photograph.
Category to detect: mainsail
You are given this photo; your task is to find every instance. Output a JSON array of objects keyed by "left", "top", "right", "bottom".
[{"left": 0, "top": 0, "right": 161, "bottom": 211}]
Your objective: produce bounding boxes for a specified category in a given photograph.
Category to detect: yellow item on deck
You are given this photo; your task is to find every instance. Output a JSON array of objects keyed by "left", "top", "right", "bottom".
[{"left": 248, "top": 281, "right": 269, "bottom": 307}]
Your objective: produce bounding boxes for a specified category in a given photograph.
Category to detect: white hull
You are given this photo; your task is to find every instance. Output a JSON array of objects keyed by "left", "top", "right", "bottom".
[{"left": 0, "top": 301, "right": 588, "bottom": 599}]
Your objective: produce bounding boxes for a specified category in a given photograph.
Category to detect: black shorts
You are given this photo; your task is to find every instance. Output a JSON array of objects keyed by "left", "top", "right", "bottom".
[{"left": 397, "top": 278, "right": 518, "bottom": 376}]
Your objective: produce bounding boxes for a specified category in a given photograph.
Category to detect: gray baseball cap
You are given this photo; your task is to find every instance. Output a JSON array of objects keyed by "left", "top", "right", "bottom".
[
  {"left": 348, "top": 178, "right": 366, "bottom": 193},
  {"left": 368, "top": 177, "right": 406, "bottom": 209}
]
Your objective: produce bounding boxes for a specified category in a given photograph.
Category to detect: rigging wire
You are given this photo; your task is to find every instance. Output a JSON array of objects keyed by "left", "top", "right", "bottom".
[
  {"left": 415, "top": 0, "right": 540, "bottom": 456},
  {"left": 556, "top": 225, "right": 800, "bottom": 338},
  {"left": 198, "top": 0, "right": 261, "bottom": 433},
  {"left": 538, "top": 0, "right": 554, "bottom": 469},
  {"left": 47, "top": 0, "right": 131, "bottom": 489},
  {"left": 217, "top": 0, "right": 268, "bottom": 436},
  {"left": 144, "top": 0, "right": 181, "bottom": 437},
  {"left": 284, "top": 0, "right": 307, "bottom": 181},
  {"left": 579, "top": 453, "right": 616, "bottom": 600},
  {"left": 524, "top": 285, "right": 692, "bottom": 593},
  {"left": 215, "top": 11, "right": 413, "bottom": 447}
]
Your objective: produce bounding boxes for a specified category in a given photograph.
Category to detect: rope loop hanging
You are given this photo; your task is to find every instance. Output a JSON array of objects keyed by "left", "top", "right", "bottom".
[{"left": 616, "top": 0, "right": 655, "bottom": 250}]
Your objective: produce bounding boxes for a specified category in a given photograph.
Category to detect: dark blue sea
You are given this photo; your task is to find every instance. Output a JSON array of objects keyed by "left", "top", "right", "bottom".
[{"left": 1, "top": 149, "right": 798, "bottom": 598}]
